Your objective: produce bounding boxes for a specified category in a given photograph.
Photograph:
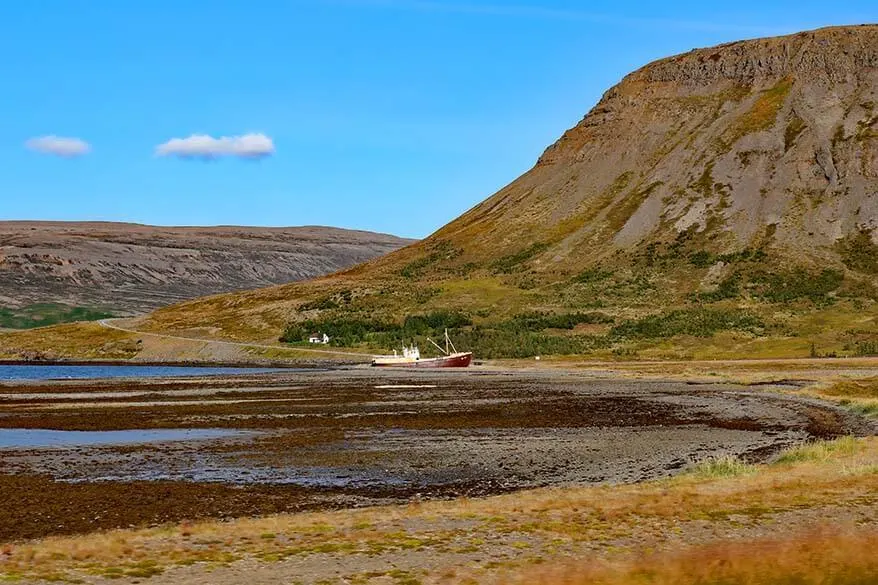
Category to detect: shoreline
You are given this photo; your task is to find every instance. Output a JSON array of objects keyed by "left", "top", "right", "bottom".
[
  {"left": 0, "top": 358, "right": 341, "bottom": 369},
  {"left": 0, "top": 367, "right": 874, "bottom": 542},
  {"left": 2, "top": 354, "right": 878, "bottom": 367}
]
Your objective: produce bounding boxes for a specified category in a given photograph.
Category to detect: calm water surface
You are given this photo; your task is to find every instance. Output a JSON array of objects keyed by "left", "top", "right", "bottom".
[
  {"left": 0, "top": 364, "right": 282, "bottom": 381},
  {"left": 0, "top": 428, "right": 243, "bottom": 449}
]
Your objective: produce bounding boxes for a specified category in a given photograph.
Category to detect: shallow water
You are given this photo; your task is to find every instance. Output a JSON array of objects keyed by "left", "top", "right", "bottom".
[
  {"left": 0, "top": 426, "right": 805, "bottom": 488},
  {"left": 0, "top": 428, "right": 243, "bottom": 449},
  {"left": 0, "top": 364, "right": 282, "bottom": 381}
]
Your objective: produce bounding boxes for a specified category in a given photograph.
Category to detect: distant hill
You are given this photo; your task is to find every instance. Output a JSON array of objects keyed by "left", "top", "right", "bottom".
[
  {"left": 5, "top": 26, "right": 878, "bottom": 360},
  {"left": 0, "top": 222, "right": 414, "bottom": 320}
]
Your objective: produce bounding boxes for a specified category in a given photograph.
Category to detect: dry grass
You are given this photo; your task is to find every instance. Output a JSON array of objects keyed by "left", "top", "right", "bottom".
[
  {"left": 687, "top": 454, "right": 754, "bottom": 478},
  {"left": 496, "top": 527, "right": 878, "bottom": 585},
  {"left": 820, "top": 378, "right": 878, "bottom": 399},
  {"left": 775, "top": 435, "right": 860, "bottom": 464},
  {"left": 2, "top": 437, "right": 876, "bottom": 583},
  {"left": 526, "top": 356, "right": 878, "bottom": 387},
  {"left": 0, "top": 322, "right": 139, "bottom": 360},
  {"left": 799, "top": 378, "right": 878, "bottom": 420}
]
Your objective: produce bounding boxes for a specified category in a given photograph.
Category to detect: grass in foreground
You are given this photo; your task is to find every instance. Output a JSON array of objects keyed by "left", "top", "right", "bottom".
[
  {"left": 804, "top": 378, "right": 878, "bottom": 419},
  {"left": 687, "top": 454, "right": 755, "bottom": 478},
  {"left": 499, "top": 527, "right": 878, "bottom": 585},
  {"left": 1, "top": 437, "right": 876, "bottom": 584}
]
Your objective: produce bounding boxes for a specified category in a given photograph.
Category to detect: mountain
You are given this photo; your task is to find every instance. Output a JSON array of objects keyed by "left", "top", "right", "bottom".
[
  {"left": 0, "top": 222, "right": 413, "bottom": 317},
  {"left": 6, "top": 26, "right": 878, "bottom": 360}
]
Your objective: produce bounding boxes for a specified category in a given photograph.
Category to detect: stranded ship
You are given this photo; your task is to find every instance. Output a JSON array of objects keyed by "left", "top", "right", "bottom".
[{"left": 371, "top": 330, "right": 472, "bottom": 368}]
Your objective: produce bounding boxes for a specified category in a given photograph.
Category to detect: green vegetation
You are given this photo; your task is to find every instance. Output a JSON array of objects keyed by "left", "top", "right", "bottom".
[
  {"left": 499, "top": 311, "right": 613, "bottom": 332},
  {"left": 642, "top": 226, "right": 768, "bottom": 270},
  {"left": 399, "top": 241, "right": 463, "bottom": 279},
  {"left": 0, "top": 322, "right": 140, "bottom": 360},
  {"left": 0, "top": 303, "right": 115, "bottom": 330},
  {"left": 784, "top": 114, "right": 807, "bottom": 151},
  {"left": 400, "top": 256, "right": 436, "bottom": 279},
  {"left": 837, "top": 228, "right": 878, "bottom": 274},
  {"left": 854, "top": 340, "right": 878, "bottom": 356},
  {"left": 689, "top": 455, "right": 754, "bottom": 478},
  {"left": 275, "top": 254, "right": 874, "bottom": 360},
  {"left": 751, "top": 268, "right": 844, "bottom": 305},
  {"left": 774, "top": 436, "right": 858, "bottom": 465},
  {"left": 687, "top": 247, "right": 766, "bottom": 268},
  {"left": 280, "top": 310, "right": 615, "bottom": 358},
  {"left": 683, "top": 260, "right": 847, "bottom": 307},
  {"left": 280, "top": 311, "right": 473, "bottom": 348},
  {"left": 819, "top": 378, "right": 878, "bottom": 400},
  {"left": 491, "top": 242, "right": 550, "bottom": 274},
  {"left": 604, "top": 181, "right": 664, "bottom": 231},
  {"left": 720, "top": 76, "right": 793, "bottom": 149},
  {"left": 610, "top": 308, "right": 764, "bottom": 340},
  {"left": 855, "top": 111, "right": 878, "bottom": 141},
  {"left": 690, "top": 162, "right": 716, "bottom": 198},
  {"left": 299, "top": 290, "right": 353, "bottom": 312},
  {"left": 399, "top": 311, "right": 473, "bottom": 334},
  {"left": 687, "top": 250, "right": 714, "bottom": 268},
  {"left": 279, "top": 305, "right": 776, "bottom": 358},
  {"left": 571, "top": 267, "right": 614, "bottom": 284},
  {"left": 694, "top": 274, "right": 742, "bottom": 302}
]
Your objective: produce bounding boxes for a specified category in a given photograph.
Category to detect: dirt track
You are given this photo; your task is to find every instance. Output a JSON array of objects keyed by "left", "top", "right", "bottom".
[{"left": 0, "top": 368, "right": 874, "bottom": 541}]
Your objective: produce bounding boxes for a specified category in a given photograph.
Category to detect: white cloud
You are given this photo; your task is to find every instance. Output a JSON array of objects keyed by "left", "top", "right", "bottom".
[
  {"left": 25, "top": 136, "right": 91, "bottom": 157},
  {"left": 155, "top": 133, "right": 275, "bottom": 159}
]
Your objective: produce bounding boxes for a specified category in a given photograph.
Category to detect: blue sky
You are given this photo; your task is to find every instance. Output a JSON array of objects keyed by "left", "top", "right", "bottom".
[{"left": 1, "top": 1, "right": 875, "bottom": 238}]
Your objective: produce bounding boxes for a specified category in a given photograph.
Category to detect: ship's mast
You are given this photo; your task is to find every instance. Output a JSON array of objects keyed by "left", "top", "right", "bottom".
[{"left": 445, "top": 329, "right": 457, "bottom": 354}]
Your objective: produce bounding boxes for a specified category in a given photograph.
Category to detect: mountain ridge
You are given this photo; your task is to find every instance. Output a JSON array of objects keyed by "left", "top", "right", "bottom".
[{"left": 0, "top": 221, "right": 414, "bottom": 315}]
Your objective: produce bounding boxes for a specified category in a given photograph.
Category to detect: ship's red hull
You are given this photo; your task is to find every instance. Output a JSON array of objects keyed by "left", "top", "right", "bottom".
[{"left": 372, "top": 352, "right": 473, "bottom": 368}]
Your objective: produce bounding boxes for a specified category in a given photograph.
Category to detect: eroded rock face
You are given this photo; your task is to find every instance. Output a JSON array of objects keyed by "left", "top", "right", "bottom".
[
  {"left": 0, "top": 222, "right": 413, "bottom": 313},
  {"left": 442, "top": 25, "right": 877, "bottom": 267},
  {"left": 638, "top": 27, "right": 878, "bottom": 85}
]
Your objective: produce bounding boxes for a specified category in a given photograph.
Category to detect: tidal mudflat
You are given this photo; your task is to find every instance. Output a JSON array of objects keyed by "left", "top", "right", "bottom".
[{"left": 0, "top": 367, "right": 872, "bottom": 542}]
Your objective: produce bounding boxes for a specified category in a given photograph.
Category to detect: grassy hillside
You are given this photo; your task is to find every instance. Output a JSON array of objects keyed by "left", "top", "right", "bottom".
[{"left": 0, "top": 303, "right": 114, "bottom": 330}]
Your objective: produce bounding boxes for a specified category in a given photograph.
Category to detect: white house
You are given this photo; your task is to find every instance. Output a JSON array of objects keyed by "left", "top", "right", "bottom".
[{"left": 308, "top": 333, "right": 330, "bottom": 344}]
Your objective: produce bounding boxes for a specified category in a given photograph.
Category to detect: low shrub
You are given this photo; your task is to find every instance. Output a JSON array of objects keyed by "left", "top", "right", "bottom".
[
  {"left": 695, "top": 274, "right": 741, "bottom": 302},
  {"left": 298, "top": 292, "right": 347, "bottom": 312},
  {"left": 280, "top": 311, "right": 472, "bottom": 348},
  {"left": 752, "top": 268, "right": 843, "bottom": 305},
  {"left": 499, "top": 311, "right": 614, "bottom": 332},
  {"left": 854, "top": 340, "right": 878, "bottom": 356},
  {"left": 399, "top": 241, "right": 462, "bottom": 279},
  {"left": 610, "top": 307, "right": 764, "bottom": 340},
  {"left": 280, "top": 316, "right": 398, "bottom": 346},
  {"left": 401, "top": 311, "right": 473, "bottom": 334},
  {"left": 491, "top": 242, "right": 550, "bottom": 274},
  {"left": 571, "top": 267, "right": 614, "bottom": 284},
  {"left": 837, "top": 228, "right": 878, "bottom": 274},
  {"left": 687, "top": 248, "right": 767, "bottom": 268}
]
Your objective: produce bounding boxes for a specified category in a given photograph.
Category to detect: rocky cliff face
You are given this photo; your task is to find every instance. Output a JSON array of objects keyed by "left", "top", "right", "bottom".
[
  {"left": 0, "top": 222, "right": 413, "bottom": 313},
  {"left": 436, "top": 25, "right": 877, "bottom": 268}
]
